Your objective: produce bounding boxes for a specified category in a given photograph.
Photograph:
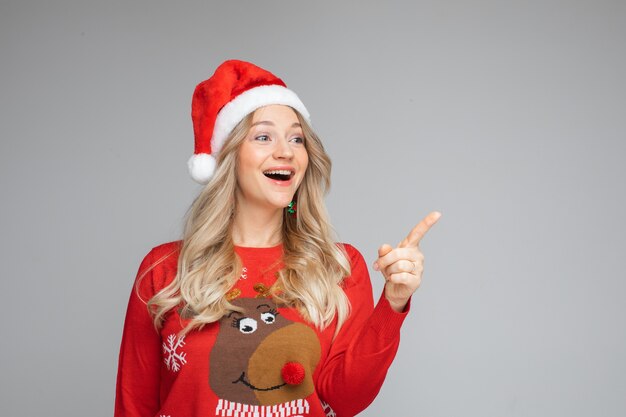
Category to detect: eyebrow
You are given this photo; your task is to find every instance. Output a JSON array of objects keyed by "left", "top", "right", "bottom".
[{"left": 251, "top": 121, "right": 302, "bottom": 128}]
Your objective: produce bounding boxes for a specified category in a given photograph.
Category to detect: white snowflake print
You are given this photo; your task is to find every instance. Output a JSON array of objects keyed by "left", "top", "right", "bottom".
[
  {"left": 240, "top": 266, "right": 248, "bottom": 280},
  {"left": 163, "top": 334, "right": 187, "bottom": 372},
  {"left": 320, "top": 400, "right": 336, "bottom": 417}
]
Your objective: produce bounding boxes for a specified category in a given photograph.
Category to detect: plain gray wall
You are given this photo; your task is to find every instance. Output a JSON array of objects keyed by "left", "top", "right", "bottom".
[{"left": 1, "top": 1, "right": 625, "bottom": 416}]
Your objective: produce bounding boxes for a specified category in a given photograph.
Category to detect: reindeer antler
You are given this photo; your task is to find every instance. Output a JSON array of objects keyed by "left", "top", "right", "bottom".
[
  {"left": 225, "top": 288, "right": 242, "bottom": 301},
  {"left": 253, "top": 283, "right": 271, "bottom": 298}
]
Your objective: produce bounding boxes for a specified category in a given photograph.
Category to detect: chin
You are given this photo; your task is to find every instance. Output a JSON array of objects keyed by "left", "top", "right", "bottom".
[
  {"left": 273, "top": 199, "right": 294, "bottom": 210},
  {"left": 270, "top": 191, "right": 297, "bottom": 207}
]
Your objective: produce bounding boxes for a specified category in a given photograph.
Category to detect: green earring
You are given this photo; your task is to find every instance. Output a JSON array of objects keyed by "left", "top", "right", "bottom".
[{"left": 286, "top": 201, "right": 297, "bottom": 215}]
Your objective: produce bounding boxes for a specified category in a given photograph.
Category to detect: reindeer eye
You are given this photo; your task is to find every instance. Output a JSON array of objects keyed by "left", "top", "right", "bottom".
[
  {"left": 261, "top": 311, "right": 277, "bottom": 324},
  {"left": 236, "top": 317, "right": 258, "bottom": 334}
]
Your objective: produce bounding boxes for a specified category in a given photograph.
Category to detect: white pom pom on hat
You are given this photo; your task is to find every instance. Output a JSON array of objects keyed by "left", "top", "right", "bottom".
[
  {"left": 189, "top": 60, "right": 310, "bottom": 184},
  {"left": 187, "top": 153, "right": 216, "bottom": 184}
]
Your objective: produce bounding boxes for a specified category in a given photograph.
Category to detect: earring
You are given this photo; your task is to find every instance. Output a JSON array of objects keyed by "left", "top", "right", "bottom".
[{"left": 286, "top": 201, "right": 297, "bottom": 215}]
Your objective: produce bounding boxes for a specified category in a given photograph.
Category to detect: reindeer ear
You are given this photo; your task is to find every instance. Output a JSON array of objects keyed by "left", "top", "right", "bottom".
[{"left": 226, "top": 288, "right": 242, "bottom": 301}]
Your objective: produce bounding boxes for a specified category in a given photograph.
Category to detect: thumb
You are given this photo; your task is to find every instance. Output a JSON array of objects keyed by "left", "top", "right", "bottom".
[{"left": 374, "top": 244, "right": 393, "bottom": 271}]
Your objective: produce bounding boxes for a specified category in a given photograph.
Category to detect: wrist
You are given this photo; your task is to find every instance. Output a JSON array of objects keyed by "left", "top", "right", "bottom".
[{"left": 386, "top": 295, "right": 409, "bottom": 313}]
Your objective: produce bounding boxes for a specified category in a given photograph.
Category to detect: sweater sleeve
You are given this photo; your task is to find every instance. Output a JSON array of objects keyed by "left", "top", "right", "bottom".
[
  {"left": 315, "top": 244, "right": 411, "bottom": 417},
  {"left": 114, "top": 249, "right": 163, "bottom": 417}
]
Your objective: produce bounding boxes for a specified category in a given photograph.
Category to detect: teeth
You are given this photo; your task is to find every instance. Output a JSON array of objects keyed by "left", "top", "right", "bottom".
[{"left": 263, "top": 170, "right": 292, "bottom": 175}]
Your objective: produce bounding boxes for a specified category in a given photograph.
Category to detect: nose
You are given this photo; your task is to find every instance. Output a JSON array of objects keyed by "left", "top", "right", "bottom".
[
  {"left": 273, "top": 137, "right": 294, "bottom": 160},
  {"left": 246, "top": 322, "right": 321, "bottom": 404},
  {"left": 281, "top": 362, "right": 305, "bottom": 385}
]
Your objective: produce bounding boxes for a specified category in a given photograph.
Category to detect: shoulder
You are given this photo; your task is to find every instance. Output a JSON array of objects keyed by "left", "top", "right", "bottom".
[
  {"left": 148, "top": 240, "right": 182, "bottom": 262},
  {"left": 135, "top": 240, "right": 182, "bottom": 297},
  {"left": 141, "top": 240, "right": 181, "bottom": 273},
  {"left": 339, "top": 243, "right": 366, "bottom": 267},
  {"left": 338, "top": 243, "right": 371, "bottom": 290}
]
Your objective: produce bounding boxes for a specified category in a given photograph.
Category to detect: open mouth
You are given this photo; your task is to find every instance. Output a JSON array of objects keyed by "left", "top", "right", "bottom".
[{"left": 263, "top": 169, "right": 294, "bottom": 182}]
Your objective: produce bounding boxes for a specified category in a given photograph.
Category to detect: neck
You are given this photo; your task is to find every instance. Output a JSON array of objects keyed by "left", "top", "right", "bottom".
[{"left": 232, "top": 203, "right": 284, "bottom": 247}]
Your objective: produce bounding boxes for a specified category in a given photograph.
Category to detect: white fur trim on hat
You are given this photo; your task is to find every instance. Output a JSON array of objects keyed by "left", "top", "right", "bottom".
[
  {"left": 211, "top": 84, "right": 310, "bottom": 155},
  {"left": 188, "top": 153, "right": 217, "bottom": 184}
]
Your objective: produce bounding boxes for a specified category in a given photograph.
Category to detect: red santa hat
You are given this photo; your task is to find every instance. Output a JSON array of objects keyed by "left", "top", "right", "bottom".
[{"left": 188, "top": 60, "right": 311, "bottom": 184}]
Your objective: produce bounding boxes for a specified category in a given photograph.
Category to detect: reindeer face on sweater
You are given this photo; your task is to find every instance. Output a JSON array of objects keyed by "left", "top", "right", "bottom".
[{"left": 209, "top": 297, "right": 321, "bottom": 405}]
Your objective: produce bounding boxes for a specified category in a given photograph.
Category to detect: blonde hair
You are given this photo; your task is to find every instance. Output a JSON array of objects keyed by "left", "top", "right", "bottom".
[{"left": 146, "top": 108, "right": 351, "bottom": 335}]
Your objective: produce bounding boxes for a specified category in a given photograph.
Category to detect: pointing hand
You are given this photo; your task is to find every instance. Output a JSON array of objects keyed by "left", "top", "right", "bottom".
[{"left": 373, "top": 211, "right": 442, "bottom": 312}]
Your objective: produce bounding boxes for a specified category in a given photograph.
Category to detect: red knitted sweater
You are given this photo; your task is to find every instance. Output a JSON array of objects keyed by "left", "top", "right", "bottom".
[{"left": 115, "top": 242, "right": 409, "bottom": 417}]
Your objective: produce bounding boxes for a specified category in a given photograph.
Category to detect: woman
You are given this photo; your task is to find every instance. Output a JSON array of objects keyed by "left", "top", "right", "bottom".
[{"left": 115, "top": 60, "right": 440, "bottom": 417}]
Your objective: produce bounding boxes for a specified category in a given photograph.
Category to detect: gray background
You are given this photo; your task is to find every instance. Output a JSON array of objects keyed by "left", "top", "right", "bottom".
[{"left": 1, "top": 1, "right": 625, "bottom": 416}]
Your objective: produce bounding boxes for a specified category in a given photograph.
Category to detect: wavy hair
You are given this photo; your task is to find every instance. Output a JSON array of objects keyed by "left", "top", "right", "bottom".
[{"left": 145, "top": 108, "right": 351, "bottom": 335}]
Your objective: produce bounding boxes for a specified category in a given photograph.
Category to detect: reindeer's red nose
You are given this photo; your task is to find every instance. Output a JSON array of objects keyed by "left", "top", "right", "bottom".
[{"left": 281, "top": 362, "right": 305, "bottom": 385}]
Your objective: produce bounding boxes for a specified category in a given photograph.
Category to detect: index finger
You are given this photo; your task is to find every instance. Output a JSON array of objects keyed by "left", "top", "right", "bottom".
[{"left": 399, "top": 211, "right": 442, "bottom": 248}]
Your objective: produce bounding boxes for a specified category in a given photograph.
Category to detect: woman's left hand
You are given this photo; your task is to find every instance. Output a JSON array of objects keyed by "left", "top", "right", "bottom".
[{"left": 373, "top": 211, "right": 441, "bottom": 312}]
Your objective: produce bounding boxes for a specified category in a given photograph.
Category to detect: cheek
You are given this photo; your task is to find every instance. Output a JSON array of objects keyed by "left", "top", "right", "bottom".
[
  {"left": 298, "top": 150, "right": 309, "bottom": 176},
  {"left": 236, "top": 146, "right": 263, "bottom": 184},
  {"left": 235, "top": 163, "right": 249, "bottom": 192},
  {"left": 237, "top": 148, "right": 254, "bottom": 175}
]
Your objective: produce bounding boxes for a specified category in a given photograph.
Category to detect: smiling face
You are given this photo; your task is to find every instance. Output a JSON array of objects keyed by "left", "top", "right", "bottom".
[
  {"left": 209, "top": 297, "right": 321, "bottom": 406},
  {"left": 235, "top": 105, "right": 309, "bottom": 212}
]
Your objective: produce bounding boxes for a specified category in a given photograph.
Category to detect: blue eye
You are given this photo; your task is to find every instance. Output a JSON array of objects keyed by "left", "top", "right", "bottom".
[
  {"left": 290, "top": 137, "right": 304, "bottom": 144},
  {"left": 255, "top": 135, "right": 270, "bottom": 142}
]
